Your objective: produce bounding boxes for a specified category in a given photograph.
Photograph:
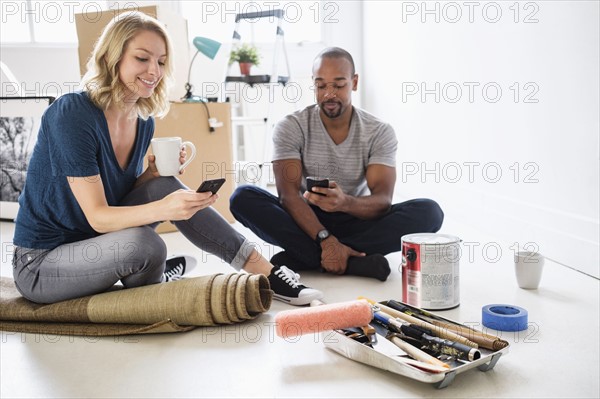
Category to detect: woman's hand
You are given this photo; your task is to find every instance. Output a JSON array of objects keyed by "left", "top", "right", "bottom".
[
  {"left": 146, "top": 154, "right": 161, "bottom": 178},
  {"left": 159, "top": 189, "right": 218, "bottom": 221},
  {"left": 178, "top": 147, "right": 188, "bottom": 174},
  {"left": 146, "top": 147, "right": 188, "bottom": 177}
]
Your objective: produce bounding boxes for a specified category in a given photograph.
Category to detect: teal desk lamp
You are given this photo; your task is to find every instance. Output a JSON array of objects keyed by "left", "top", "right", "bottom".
[{"left": 183, "top": 36, "right": 221, "bottom": 102}]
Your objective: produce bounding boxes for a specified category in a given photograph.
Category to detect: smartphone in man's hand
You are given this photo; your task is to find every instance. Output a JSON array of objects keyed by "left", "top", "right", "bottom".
[
  {"left": 306, "top": 177, "right": 329, "bottom": 196},
  {"left": 196, "top": 178, "right": 226, "bottom": 195}
]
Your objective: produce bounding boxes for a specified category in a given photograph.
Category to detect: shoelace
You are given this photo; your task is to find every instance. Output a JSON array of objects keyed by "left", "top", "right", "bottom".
[
  {"left": 275, "top": 266, "right": 301, "bottom": 288},
  {"left": 164, "top": 263, "right": 185, "bottom": 282}
]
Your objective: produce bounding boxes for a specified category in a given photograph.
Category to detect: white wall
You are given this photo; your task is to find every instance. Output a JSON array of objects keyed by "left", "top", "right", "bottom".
[
  {"left": 363, "top": 0, "right": 599, "bottom": 277},
  {"left": 2, "top": 1, "right": 598, "bottom": 277}
]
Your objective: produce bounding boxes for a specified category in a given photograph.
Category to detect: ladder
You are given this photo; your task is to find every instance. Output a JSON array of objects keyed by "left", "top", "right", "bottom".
[{"left": 223, "top": 9, "right": 291, "bottom": 187}]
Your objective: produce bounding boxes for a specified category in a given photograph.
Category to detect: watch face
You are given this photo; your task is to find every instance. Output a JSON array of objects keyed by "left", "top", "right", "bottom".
[{"left": 318, "top": 230, "right": 330, "bottom": 239}]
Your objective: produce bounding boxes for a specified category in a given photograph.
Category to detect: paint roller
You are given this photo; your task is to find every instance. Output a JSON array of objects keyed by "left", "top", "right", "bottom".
[
  {"left": 275, "top": 300, "right": 450, "bottom": 373},
  {"left": 275, "top": 299, "right": 374, "bottom": 338}
]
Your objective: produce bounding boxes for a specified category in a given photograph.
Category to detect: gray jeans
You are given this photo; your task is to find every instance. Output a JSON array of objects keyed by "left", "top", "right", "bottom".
[{"left": 12, "top": 177, "right": 253, "bottom": 304}]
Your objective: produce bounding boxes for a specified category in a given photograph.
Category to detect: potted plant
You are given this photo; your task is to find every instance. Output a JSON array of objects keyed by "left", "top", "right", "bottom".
[{"left": 229, "top": 43, "right": 260, "bottom": 75}]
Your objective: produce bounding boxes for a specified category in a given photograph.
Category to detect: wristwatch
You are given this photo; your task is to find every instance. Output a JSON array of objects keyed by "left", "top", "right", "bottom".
[{"left": 315, "top": 229, "right": 331, "bottom": 245}]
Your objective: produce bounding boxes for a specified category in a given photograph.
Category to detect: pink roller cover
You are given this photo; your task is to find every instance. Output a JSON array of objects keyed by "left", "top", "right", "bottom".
[{"left": 275, "top": 300, "right": 373, "bottom": 338}]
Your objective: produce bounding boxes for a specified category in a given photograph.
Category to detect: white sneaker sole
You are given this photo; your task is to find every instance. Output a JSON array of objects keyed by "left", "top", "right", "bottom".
[{"left": 273, "top": 290, "right": 324, "bottom": 306}]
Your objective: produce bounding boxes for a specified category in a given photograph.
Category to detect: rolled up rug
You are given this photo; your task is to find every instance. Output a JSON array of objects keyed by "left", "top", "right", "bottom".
[{"left": 0, "top": 273, "right": 272, "bottom": 336}]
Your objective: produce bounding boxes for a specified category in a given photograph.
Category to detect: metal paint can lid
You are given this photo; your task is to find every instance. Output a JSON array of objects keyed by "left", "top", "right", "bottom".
[{"left": 401, "top": 233, "right": 461, "bottom": 245}]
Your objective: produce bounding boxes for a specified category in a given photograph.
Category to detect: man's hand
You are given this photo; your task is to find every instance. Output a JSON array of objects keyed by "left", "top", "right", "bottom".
[
  {"left": 303, "top": 181, "right": 348, "bottom": 213},
  {"left": 320, "top": 236, "right": 365, "bottom": 274},
  {"left": 304, "top": 165, "right": 396, "bottom": 220}
]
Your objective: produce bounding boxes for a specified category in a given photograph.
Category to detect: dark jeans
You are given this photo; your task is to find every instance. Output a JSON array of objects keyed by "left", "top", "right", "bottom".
[{"left": 230, "top": 185, "right": 444, "bottom": 270}]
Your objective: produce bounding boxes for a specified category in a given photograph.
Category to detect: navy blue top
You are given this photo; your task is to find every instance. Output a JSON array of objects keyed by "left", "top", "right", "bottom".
[{"left": 13, "top": 92, "right": 154, "bottom": 249}]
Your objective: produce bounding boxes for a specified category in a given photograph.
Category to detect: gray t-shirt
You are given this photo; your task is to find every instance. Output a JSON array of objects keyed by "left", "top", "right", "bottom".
[{"left": 273, "top": 105, "right": 398, "bottom": 197}]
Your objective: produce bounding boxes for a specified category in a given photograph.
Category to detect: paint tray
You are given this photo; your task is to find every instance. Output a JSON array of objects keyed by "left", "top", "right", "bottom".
[{"left": 322, "top": 300, "right": 509, "bottom": 389}]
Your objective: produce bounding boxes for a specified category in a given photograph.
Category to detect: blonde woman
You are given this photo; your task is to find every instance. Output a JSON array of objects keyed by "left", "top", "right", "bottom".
[{"left": 12, "top": 11, "right": 322, "bottom": 305}]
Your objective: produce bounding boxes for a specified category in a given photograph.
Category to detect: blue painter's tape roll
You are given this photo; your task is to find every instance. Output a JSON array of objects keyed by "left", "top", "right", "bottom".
[{"left": 482, "top": 304, "right": 528, "bottom": 332}]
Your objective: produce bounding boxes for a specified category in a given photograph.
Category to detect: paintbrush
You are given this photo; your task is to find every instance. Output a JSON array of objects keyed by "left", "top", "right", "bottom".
[
  {"left": 372, "top": 308, "right": 450, "bottom": 369},
  {"left": 359, "top": 297, "right": 479, "bottom": 348},
  {"left": 386, "top": 300, "right": 509, "bottom": 351}
]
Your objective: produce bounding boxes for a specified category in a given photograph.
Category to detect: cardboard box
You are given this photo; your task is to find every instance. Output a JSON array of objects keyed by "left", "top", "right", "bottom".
[
  {"left": 150, "top": 102, "right": 235, "bottom": 233},
  {"left": 74, "top": 5, "right": 190, "bottom": 102}
]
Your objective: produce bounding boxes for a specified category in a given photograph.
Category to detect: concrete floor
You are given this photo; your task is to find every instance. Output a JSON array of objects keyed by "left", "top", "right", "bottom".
[{"left": 1, "top": 214, "right": 599, "bottom": 398}]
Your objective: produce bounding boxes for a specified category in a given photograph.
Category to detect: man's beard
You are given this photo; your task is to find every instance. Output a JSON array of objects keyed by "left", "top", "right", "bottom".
[{"left": 320, "top": 100, "right": 343, "bottom": 119}]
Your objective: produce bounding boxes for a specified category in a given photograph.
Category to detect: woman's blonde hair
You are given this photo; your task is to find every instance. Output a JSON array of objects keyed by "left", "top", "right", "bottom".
[{"left": 81, "top": 11, "right": 174, "bottom": 119}]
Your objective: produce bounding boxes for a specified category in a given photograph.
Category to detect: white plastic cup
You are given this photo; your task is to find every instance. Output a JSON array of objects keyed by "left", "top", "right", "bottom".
[
  {"left": 514, "top": 251, "right": 545, "bottom": 289},
  {"left": 151, "top": 137, "right": 196, "bottom": 176}
]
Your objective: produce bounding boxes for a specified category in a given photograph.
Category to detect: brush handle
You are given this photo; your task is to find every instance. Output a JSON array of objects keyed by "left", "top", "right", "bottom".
[
  {"left": 418, "top": 332, "right": 482, "bottom": 361},
  {"left": 388, "top": 335, "right": 450, "bottom": 369},
  {"left": 360, "top": 297, "right": 479, "bottom": 348},
  {"left": 429, "top": 320, "right": 509, "bottom": 350},
  {"left": 386, "top": 300, "right": 507, "bottom": 350},
  {"left": 373, "top": 310, "right": 451, "bottom": 368}
]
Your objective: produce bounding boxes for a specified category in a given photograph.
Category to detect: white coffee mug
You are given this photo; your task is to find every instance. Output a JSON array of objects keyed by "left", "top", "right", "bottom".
[
  {"left": 514, "top": 251, "right": 545, "bottom": 289},
  {"left": 151, "top": 137, "right": 196, "bottom": 176}
]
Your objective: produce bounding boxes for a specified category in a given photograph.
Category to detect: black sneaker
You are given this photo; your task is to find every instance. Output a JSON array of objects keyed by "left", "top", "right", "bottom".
[
  {"left": 267, "top": 265, "right": 323, "bottom": 306},
  {"left": 162, "top": 255, "right": 188, "bottom": 282}
]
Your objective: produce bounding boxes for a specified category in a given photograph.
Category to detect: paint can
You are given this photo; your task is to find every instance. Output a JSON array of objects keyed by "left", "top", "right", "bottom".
[{"left": 401, "top": 233, "right": 461, "bottom": 310}]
